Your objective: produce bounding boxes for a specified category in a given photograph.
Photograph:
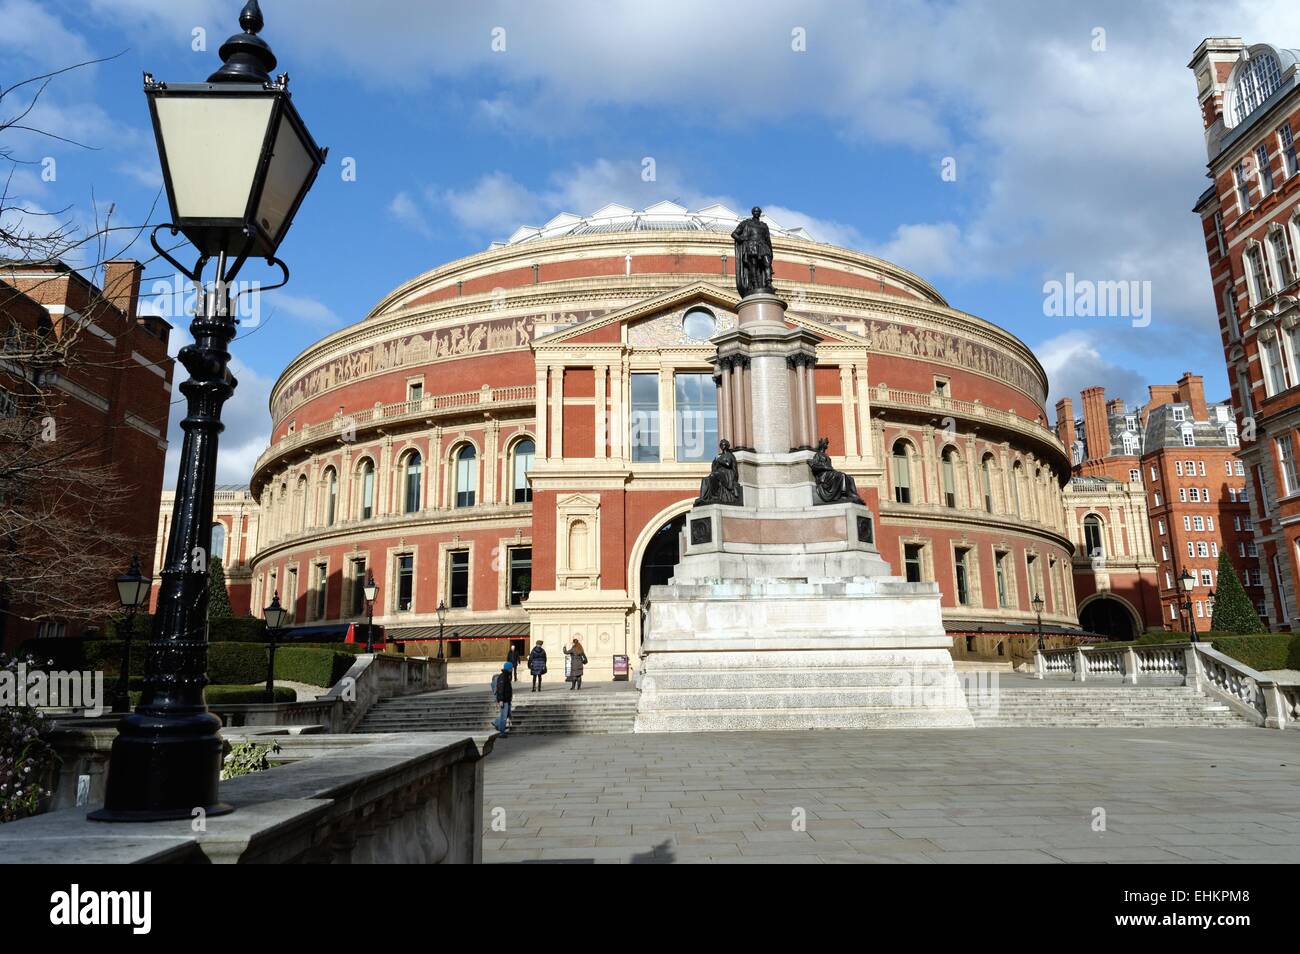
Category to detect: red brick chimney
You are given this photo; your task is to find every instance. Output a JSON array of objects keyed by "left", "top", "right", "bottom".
[
  {"left": 102, "top": 260, "right": 142, "bottom": 320},
  {"left": 1176, "top": 371, "right": 1208, "bottom": 422},
  {"left": 1055, "top": 397, "right": 1075, "bottom": 450},
  {"left": 1080, "top": 386, "right": 1109, "bottom": 462}
]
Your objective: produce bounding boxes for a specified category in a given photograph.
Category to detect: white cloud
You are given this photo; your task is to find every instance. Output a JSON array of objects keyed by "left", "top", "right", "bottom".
[
  {"left": 387, "top": 191, "right": 432, "bottom": 238},
  {"left": 439, "top": 171, "right": 545, "bottom": 236},
  {"left": 875, "top": 222, "right": 964, "bottom": 277},
  {"left": 266, "top": 291, "right": 341, "bottom": 328},
  {"left": 1034, "top": 331, "right": 1149, "bottom": 411}
]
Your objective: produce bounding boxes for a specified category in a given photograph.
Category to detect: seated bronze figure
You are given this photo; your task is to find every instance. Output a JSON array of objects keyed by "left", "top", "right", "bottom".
[
  {"left": 696, "top": 439, "right": 743, "bottom": 506},
  {"left": 809, "top": 437, "right": 862, "bottom": 504}
]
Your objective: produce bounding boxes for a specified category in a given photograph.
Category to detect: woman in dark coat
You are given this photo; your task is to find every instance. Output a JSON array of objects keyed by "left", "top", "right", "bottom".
[
  {"left": 564, "top": 639, "right": 587, "bottom": 690},
  {"left": 527, "top": 640, "right": 547, "bottom": 692}
]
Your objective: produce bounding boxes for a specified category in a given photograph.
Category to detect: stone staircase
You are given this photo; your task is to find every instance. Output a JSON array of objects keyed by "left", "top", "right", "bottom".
[
  {"left": 356, "top": 686, "right": 638, "bottom": 735},
  {"left": 967, "top": 685, "right": 1255, "bottom": 728}
]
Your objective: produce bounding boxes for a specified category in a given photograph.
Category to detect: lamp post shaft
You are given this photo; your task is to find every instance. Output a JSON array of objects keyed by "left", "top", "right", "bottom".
[{"left": 93, "top": 259, "right": 235, "bottom": 820}]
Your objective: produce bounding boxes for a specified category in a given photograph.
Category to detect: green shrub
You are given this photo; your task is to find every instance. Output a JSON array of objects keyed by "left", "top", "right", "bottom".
[
  {"left": 205, "top": 685, "right": 296, "bottom": 705},
  {"left": 208, "top": 617, "right": 266, "bottom": 643},
  {"left": 1210, "top": 634, "right": 1296, "bottom": 672},
  {"left": 207, "top": 642, "right": 268, "bottom": 685},
  {"left": 221, "top": 741, "right": 281, "bottom": 780},
  {"left": 273, "top": 647, "right": 355, "bottom": 688}
]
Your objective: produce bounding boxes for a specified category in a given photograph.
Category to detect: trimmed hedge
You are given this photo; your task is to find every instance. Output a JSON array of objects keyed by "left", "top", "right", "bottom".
[
  {"left": 208, "top": 617, "right": 266, "bottom": 643},
  {"left": 205, "top": 685, "right": 296, "bottom": 705},
  {"left": 274, "top": 646, "right": 357, "bottom": 688},
  {"left": 19, "top": 637, "right": 352, "bottom": 689},
  {"left": 1210, "top": 634, "right": 1299, "bottom": 672}
]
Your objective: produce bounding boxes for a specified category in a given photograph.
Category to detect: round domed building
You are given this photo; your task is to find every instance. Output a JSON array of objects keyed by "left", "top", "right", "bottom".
[{"left": 249, "top": 202, "right": 1077, "bottom": 676}]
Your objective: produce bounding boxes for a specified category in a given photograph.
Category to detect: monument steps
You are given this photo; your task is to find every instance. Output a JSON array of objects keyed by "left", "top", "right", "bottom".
[
  {"left": 968, "top": 686, "right": 1255, "bottom": 727},
  {"left": 356, "top": 689, "right": 637, "bottom": 735}
]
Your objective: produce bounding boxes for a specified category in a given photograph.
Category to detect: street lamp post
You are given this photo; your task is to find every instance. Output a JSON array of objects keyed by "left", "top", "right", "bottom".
[
  {"left": 263, "top": 592, "right": 287, "bottom": 703},
  {"left": 1179, "top": 568, "right": 1199, "bottom": 644},
  {"left": 1032, "top": 592, "right": 1046, "bottom": 652},
  {"left": 91, "top": 0, "right": 325, "bottom": 822},
  {"left": 363, "top": 574, "right": 378, "bottom": 654},
  {"left": 437, "top": 599, "right": 447, "bottom": 660},
  {"left": 110, "top": 555, "right": 153, "bottom": 715}
]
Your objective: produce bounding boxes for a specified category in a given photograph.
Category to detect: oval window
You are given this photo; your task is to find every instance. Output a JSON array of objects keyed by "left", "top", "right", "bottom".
[{"left": 682, "top": 307, "right": 716, "bottom": 342}]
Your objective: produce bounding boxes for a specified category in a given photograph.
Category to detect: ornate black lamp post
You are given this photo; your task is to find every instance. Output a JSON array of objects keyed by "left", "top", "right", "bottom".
[
  {"left": 363, "top": 574, "right": 379, "bottom": 653},
  {"left": 1032, "top": 592, "right": 1046, "bottom": 653},
  {"left": 91, "top": 0, "right": 325, "bottom": 821},
  {"left": 1179, "top": 568, "right": 1199, "bottom": 643},
  {"left": 436, "top": 599, "right": 447, "bottom": 660},
  {"left": 110, "top": 555, "right": 153, "bottom": 715},
  {"left": 263, "top": 592, "right": 287, "bottom": 703}
]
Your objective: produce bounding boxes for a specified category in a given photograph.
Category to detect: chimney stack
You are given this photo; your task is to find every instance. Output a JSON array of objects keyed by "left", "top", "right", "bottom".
[
  {"left": 1055, "top": 397, "right": 1076, "bottom": 451},
  {"left": 1080, "top": 386, "right": 1109, "bottom": 462},
  {"left": 102, "top": 260, "right": 142, "bottom": 320},
  {"left": 1177, "top": 371, "right": 1208, "bottom": 421}
]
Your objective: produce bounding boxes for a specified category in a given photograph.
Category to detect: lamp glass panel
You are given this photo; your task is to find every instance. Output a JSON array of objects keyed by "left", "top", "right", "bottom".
[
  {"left": 253, "top": 110, "right": 316, "bottom": 246},
  {"left": 153, "top": 95, "right": 274, "bottom": 221}
]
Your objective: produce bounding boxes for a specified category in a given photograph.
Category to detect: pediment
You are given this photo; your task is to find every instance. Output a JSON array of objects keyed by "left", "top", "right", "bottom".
[{"left": 533, "top": 281, "right": 868, "bottom": 349}]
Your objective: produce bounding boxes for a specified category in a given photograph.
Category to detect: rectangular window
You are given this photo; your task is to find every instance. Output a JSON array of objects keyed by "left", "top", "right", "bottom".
[
  {"left": 995, "top": 551, "right": 1009, "bottom": 608},
  {"left": 1197, "top": 542, "right": 1209, "bottom": 558},
  {"left": 630, "top": 372, "right": 660, "bottom": 462},
  {"left": 397, "top": 554, "right": 414, "bottom": 612},
  {"left": 509, "top": 547, "right": 532, "bottom": 606},
  {"left": 1175, "top": 461, "right": 1183, "bottom": 476},
  {"left": 1201, "top": 569, "right": 1213, "bottom": 586},
  {"left": 1193, "top": 516, "right": 1205, "bottom": 531},
  {"left": 1279, "top": 434, "right": 1299, "bottom": 495},
  {"left": 674, "top": 372, "right": 718, "bottom": 463},
  {"left": 407, "top": 381, "right": 423, "bottom": 403},
  {"left": 1236, "top": 159, "right": 1253, "bottom": 212},
  {"left": 286, "top": 567, "right": 298, "bottom": 621},
  {"left": 904, "top": 543, "right": 924, "bottom": 583},
  {"left": 314, "top": 563, "right": 328, "bottom": 620},
  {"left": 351, "top": 558, "right": 367, "bottom": 615},
  {"left": 449, "top": 550, "right": 469, "bottom": 609},
  {"left": 954, "top": 548, "right": 971, "bottom": 606},
  {"left": 1271, "top": 228, "right": 1294, "bottom": 287},
  {"left": 1282, "top": 122, "right": 1298, "bottom": 178},
  {"left": 1161, "top": 545, "right": 1169, "bottom": 561},
  {"left": 1213, "top": 209, "right": 1228, "bottom": 257},
  {"left": 1158, "top": 519, "right": 1166, "bottom": 535},
  {"left": 1183, "top": 516, "right": 1192, "bottom": 531},
  {"left": 1258, "top": 143, "right": 1275, "bottom": 196},
  {"left": 1248, "top": 246, "right": 1273, "bottom": 303}
]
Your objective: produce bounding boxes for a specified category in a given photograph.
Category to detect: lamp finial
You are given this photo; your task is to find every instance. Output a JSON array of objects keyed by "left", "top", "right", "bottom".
[{"left": 208, "top": 0, "right": 277, "bottom": 84}]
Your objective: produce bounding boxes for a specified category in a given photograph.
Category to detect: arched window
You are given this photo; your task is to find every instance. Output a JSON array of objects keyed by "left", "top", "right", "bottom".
[
  {"left": 1011, "top": 461, "right": 1023, "bottom": 517},
  {"left": 1083, "top": 514, "right": 1105, "bottom": 558},
  {"left": 455, "top": 444, "right": 477, "bottom": 508},
  {"left": 403, "top": 451, "right": 422, "bottom": 513},
  {"left": 891, "top": 440, "right": 912, "bottom": 504},
  {"left": 981, "top": 454, "right": 995, "bottom": 513},
  {"left": 358, "top": 459, "right": 375, "bottom": 519},
  {"left": 211, "top": 522, "right": 226, "bottom": 564},
  {"left": 941, "top": 447, "right": 958, "bottom": 508},
  {"left": 512, "top": 439, "right": 534, "bottom": 504},
  {"left": 324, "top": 467, "right": 338, "bottom": 526},
  {"left": 1230, "top": 51, "right": 1283, "bottom": 126}
]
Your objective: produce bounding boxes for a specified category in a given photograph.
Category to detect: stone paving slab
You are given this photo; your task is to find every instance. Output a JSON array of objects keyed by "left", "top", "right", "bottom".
[{"left": 482, "top": 727, "right": 1300, "bottom": 864}]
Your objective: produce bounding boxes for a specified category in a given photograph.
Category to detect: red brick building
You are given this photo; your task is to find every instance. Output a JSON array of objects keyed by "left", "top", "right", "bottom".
[
  {"left": 0, "top": 260, "right": 173, "bottom": 648},
  {"left": 1056, "top": 373, "right": 1255, "bottom": 637},
  {"left": 246, "top": 203, "right": 1079, "bottom": 674},
  {"left": 1190, "top": 38, "right": 1300, "bottom": 629}
]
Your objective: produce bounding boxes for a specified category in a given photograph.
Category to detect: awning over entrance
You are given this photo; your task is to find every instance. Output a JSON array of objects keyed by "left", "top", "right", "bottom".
[{"left": 388, "top": 622, "right": 528, "bottom": 641}]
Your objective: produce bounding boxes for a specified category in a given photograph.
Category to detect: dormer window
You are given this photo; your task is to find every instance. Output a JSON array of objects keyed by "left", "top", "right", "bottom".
[
  {"left": 1181, "top": 423, "right": 1196, "bottom": 447},
  {"left": 1124, "top": 415, "right": 1137, "bottom": 431},
  {"left": 1172, "top": 407, "right": 1185, "bottom": 422},
  {"left": 1230, "top": 50, "right": 1284, "bottom": 127}
]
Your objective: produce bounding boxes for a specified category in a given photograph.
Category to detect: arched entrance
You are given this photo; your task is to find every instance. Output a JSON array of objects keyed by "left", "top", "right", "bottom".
[
  {"left": 639, "top": 514, "right": 686, "bottom": 604},
  {"left": 1078, "top": 595, "right": 1139, "bottom": 642}
]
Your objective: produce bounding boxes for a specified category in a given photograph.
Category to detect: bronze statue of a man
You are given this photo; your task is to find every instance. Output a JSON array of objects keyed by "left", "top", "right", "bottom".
[
  {"left": 696, "top": 439, "right": 743, "bottom": 506},
  {"left": 809, "top": 437, "right": 862, "bottom": 504},
  {"left": 731, "top": 206, "right": 774, "bottom": 298}
]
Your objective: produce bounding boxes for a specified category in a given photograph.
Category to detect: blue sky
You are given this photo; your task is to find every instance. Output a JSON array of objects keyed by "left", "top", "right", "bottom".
[{"left": 4, "top": 0, "right": 1297, "bottom": 485}]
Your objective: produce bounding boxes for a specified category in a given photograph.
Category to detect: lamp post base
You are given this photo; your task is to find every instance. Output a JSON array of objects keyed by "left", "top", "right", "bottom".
[{"left": 88, "top": 708, "right": 233, "bottom": 822}]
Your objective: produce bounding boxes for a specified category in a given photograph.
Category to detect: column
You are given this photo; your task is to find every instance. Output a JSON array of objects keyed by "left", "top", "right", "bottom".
[
  {"left": 659, "top": 368, "right": 675, "bottom": 462},
  {"left": 742, "top": 358, "right": 754, "bottom": 450},
  {"left": 484, "top": 420, "right": 500, "bottom": 505},
  {"left": 802, "top": 357, "right": 818, "bottom": 449},
  {"left": 839, "top": 365, "right": 859, "bottom": 458},
  {"left": 549, "top": 365, "right": 563, "bottom": 460},
  {"left": 595, "top": 365, "right": 608, "bottom": 460},
  {"left": 716, "top": 361, "right": 732, "bottom": 446},
  {"left": 731, "top": 357, "right": 749, "bottom": 450},
  {"left": 789, "top": 359, "right": 806, "bottom": 450},
  {"left": 854, "top": 361, "right": 873, "bottom": 465},
  {"left": 535, "top": 365, "right": 548, "bottom": 460},
  {"left": 427, "top": 426, "right": 442, "bottom": 512},
  {"left": 610, "top": 357, "right": 625, "bottom": 460}
]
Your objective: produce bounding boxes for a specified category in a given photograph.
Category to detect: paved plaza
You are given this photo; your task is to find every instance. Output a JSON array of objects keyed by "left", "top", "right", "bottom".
[{"left": 482, "top": 727, "right": 1300, "bottom": 863}]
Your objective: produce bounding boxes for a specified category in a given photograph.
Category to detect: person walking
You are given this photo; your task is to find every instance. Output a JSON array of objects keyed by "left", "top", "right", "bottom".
[
  {"left": 564, "top": 638, "right": 587, "bottom": 691},
  {"left": 528, "top": 640, "right": 547, "bottom": 692},
  {"left": 493, "top": 661, "right": 514, "bottom": 736},
  {"left": 506, "top": 642, "right": 521, "bottom": 682}
]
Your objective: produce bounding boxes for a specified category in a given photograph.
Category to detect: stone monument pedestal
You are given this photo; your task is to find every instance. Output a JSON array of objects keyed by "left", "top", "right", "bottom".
[{"left": 634, "top": 280, "right": 972, "bottom": 732}]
